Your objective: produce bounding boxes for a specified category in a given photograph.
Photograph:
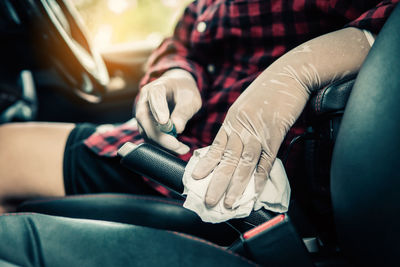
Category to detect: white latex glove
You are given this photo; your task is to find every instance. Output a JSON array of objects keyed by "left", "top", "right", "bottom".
[
  {"left": 192, "top": 27, "right": 373, "bottom": 208},
  {"left": 135, "top": 69, "right": 202, "bottom": 154}
]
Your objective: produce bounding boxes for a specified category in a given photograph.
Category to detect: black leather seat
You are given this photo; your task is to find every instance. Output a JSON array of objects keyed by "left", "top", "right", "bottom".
[
  {"left": 330, "top": 6, "right": 400, "bottom": 265},
  {"left": 0, "top": 213, "right": 255, "bottom": 267},
  {"left": 17, "top": 193, "right": 238, "bottom": 245}
]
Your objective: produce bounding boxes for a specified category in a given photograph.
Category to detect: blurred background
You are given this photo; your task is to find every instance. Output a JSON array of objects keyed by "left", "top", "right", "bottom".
[
  {"left": 71, "top": 0, "right": 193, "bottom": 50},
  {"left": 0, "top": 0, "right": 194, "bottom": 124}
]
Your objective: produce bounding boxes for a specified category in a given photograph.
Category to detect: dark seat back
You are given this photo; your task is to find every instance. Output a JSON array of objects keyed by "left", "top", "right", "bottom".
[{"left": 330, "top": 4, "right": 400, "bottom": 266}]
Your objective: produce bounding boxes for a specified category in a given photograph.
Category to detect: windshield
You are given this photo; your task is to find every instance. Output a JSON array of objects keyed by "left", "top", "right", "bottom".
[{"left": 72, "top": 0, "right": 193, "bottom": 50}]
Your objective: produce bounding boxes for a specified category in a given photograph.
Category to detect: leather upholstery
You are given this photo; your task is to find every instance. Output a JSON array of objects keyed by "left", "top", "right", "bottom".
[
  {"left": 120, "top": 143, "right": 186, "bottom": 195},
  {"left": 17, "top": 194, "right": 238, "bottom": 245},
  {"left": 0, "top": 213, "right": 255, "bottom": 267},
  {"left": 308, "top": 76, "right": 355, "bottom": 116},
  {"left": 331, "top": 4, "right": 400, "bottom": 266}
]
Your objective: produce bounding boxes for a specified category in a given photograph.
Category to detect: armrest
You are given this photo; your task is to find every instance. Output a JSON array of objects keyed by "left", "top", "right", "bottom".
[{"left": 307, "top": 76, "right": 356, "bottom": 116}]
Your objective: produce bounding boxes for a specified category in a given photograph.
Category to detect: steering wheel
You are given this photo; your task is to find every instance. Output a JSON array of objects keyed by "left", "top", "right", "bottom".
[{"left": 23, "top": 0, "right": 110, "bottom": 103}]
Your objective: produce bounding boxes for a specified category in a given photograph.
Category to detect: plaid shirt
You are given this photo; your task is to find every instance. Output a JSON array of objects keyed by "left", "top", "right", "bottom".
[{"left": 85, "top": 0, "right": 398, "bottom": 195}]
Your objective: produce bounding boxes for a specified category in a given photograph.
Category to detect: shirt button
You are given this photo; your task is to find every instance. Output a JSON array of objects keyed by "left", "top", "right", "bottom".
[
  {"left": 207, "top": 64, "right": 215, "bottom": 74},
  {"left": 196, "top": 21, "right": 207, "bottom": 33}
]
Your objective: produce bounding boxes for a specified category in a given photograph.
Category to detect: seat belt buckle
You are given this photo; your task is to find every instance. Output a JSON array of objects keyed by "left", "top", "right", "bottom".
[{"left": 230, "top": 214, "right": 313, "bottom": 266}]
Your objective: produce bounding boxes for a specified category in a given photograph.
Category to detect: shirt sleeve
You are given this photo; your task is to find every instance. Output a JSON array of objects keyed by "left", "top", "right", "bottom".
[
  {"left": 139, "top": 1, "right": 208, "bottom": 92},
  {"left": 346, "top": 0, "right": 399, "bottom": 34}
]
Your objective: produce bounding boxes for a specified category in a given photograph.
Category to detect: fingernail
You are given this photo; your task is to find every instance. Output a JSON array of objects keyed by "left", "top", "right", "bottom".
[
  {"left": 191, "top": 172, "right": 201, "bottom": 180},
  {"left": 192, "top": 164, "right": 204, "bottom": 180},
  {"left": 205, "top": 196, "right": 218, "bottom": 208},
  {"left": 159, "top": 119, "right": 177, "bottom": 137},
  {"left": 224, "top": 197, "right": 235, "bottom": 209},
  {"left": 175, "top": 145, "right": 190, "bottom": 155}
]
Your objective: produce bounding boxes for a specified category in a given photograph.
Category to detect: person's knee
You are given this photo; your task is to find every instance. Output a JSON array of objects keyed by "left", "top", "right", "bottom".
[
  {"left": 0, "top": 122, "right": 38, "bottom": 146},
  {"left": 0, "top": 124, "right": 25, "bottom": 212},
  {"left": 0, "top": 123, "right": 28, "bottom": 199},
  {"left": 0, "top": 123, "right": 29, "bottom": 164},
  {"left": 0, "top": 123, "right": 23, "bottom": 168},
  {"left": 0, "top": 122, "right": 70, "bottom": 205}
]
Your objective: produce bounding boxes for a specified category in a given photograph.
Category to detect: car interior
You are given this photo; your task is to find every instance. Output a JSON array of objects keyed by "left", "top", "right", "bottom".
[{"left": 0, "top": 0, "right": 399, "bottom": 266}]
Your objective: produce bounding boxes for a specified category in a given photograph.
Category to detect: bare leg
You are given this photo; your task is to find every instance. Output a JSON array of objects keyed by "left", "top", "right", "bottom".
[{"left": 0, "top": 122, "right": 75, "bottom": 212}]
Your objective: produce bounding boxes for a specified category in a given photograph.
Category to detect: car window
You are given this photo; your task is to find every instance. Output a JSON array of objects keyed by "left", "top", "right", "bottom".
[{"left": 72, "top": 0, "right": 193, "bottom": 50}]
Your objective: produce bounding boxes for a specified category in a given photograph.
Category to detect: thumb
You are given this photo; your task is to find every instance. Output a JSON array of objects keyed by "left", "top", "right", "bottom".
[
  {"left": 158, "top": 132, "right": 190, "bottom": 155},
  {"left": 171, "top": 110, "right": 190, "bottom": 134},
  {"left": 171, "top": 89, "right": 202, "bottom": 133}
]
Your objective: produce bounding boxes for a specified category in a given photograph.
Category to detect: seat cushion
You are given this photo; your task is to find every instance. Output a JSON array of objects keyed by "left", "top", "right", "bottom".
[
  {"left": 0, "top": 213, "right": 256, "bottom": 267},
  {"left": 17, "top": 193, "right": 238, "bottom": 245}
]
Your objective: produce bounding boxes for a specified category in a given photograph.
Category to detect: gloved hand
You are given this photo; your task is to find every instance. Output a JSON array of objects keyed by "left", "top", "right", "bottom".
[
  {"left": 192, "top": 27, "right": 373, "bottom": 208},
  {"left": 135, "top": 68, "right": 202, "bottom": 155}
]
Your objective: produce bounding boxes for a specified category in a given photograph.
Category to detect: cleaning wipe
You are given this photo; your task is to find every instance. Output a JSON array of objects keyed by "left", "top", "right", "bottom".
[{"left": 182, "top": 146, "right": 291, "bottom": 223}]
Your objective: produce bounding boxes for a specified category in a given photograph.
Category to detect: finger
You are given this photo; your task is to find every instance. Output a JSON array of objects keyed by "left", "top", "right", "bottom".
[
  {"left": 134, "top": 86, "right": 149, "bottom": 118},
  {"left": 135, "top": 94, "right": 157, "bottom": 139},
  {"left": 204, "top": 132, "right": 243, "bottom": 207},
  {"left": 148, "top": 83, "right": 170, "bottom": 125},
  {"left": 192, "top": 127, "right": 228, "bottom": 180},
  {"left": 171, "top": 110, "right": 190, "bottom": 134},
  {"left": 157, "top": 133, "right": 190, "bottom": 155},
  {"left": 254, "top": 150, "right": 274, "bottom": 195},
  {"left": 137, "top": 103, "right": 189, "bottom": 155},
  {"left": 224, "top": 136, "right": 261, "bottom": 209},
  {"left": 171, "top": 88, "right": 201, "bottom": 133}
]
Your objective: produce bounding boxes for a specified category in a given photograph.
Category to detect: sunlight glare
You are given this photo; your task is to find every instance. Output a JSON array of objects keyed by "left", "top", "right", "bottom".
[
  {"left": 93, "top": 24, "right": 113, "bottom": 50},
  {"left": 161, "top": 0, "right": 179, "bottom": 7},
  {"left": 108, "top": 0, "right": 131, "bottom": 14}
]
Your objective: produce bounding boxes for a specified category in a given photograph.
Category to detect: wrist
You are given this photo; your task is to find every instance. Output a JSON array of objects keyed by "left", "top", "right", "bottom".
[
  {"left": 162, "top": 68, "right": 200, "bottom": 93},
  {"left": 162, "top": 68, "right": 195, "bottom": 81}
]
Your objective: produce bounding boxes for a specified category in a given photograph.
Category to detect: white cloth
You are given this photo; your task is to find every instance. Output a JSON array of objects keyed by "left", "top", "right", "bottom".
[{"left": 182, "top": 146, "right": 291, "bottom": 223}]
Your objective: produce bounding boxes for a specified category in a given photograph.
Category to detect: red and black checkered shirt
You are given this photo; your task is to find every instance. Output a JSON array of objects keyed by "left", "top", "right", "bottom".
[{"left": 85, "top": 0, "right": 398, "bottom": 195}]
